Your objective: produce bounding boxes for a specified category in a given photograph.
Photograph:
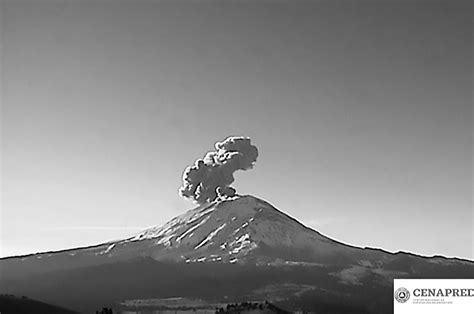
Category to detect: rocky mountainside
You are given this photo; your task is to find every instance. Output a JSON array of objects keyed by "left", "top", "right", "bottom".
[
  {"left": 94, "top": 194, "right": 369, "bottom": 265},
  {"left": 1, "top": 195, "right": 473, "bottom": 313},
  {"left": 2, "top": 195, "right": 469, "bottom": 275}
]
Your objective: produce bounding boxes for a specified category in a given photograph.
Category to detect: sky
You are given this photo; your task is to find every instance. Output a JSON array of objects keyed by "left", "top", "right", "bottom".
[{"left": 1, "top": 0, "right": 472, "bottom": 260}]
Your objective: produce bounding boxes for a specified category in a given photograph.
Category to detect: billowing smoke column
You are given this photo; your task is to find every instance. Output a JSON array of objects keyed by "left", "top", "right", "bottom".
[{"left": 179, "top": 136, "right": 258, "bottom": 204}]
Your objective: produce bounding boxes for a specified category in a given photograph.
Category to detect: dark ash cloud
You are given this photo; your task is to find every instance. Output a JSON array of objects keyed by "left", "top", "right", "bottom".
[{"left": 179, "top": 136, "right": 258, "bottom": 204}]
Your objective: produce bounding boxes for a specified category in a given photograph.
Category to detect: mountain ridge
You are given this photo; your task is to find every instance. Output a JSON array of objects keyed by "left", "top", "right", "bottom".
[
  {"left": 1, "top": 194, "right": 473, "bottom": 313},
  {"left": 1, "top": 194, "right": 472, "bottom": 264},
  {"left": 0, "top": 194, "right": 472, "bottom": 264}
]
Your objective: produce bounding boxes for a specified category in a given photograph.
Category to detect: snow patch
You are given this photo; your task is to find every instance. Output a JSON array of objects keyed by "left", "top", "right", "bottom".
[
  {"left": 212, "top": 256, "right": 222, "bottom": 262},
  {"left": 156, "top": 234, "right": 175, "bottom": 247},
  {"left": 194, "top": 223, "right": 227, "bottom": 250},
  {"left": 100, "top": 244, "right": 116, "bottom": 254},
  {"left": 187, "top": 206, "right": 215, "bottom": 224},
  {"left": 235, "top": 234, "right": 250, "bottom": 243},
  {"left": 176, "top": 216, "right": 210, "bottom": 242},
  {"left": 229, "top": 233, "right": 257, "bottom": 255}
]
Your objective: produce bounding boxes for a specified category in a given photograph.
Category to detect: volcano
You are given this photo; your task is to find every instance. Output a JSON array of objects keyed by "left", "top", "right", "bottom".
[{"left": 1, "top": 195, "right": 473, "bottom": 313}]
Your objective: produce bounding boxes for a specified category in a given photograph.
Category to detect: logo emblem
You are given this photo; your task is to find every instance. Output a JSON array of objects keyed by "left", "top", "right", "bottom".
[{"left": 394, "top": 287, "right": 410, "bottom": 303}]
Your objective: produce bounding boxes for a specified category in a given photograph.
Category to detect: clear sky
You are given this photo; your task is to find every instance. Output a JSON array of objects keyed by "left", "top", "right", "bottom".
[{"left": 1, "top": 0, "right": 472, "bottom": 260}]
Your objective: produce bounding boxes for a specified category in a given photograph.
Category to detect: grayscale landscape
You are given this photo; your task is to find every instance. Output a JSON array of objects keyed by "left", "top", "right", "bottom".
[
  {"left": 1, "top": 192, "right": 473, "bottom": 313},
  {"left": 1, "top": 0, "right": 472, "bottom": 313}
]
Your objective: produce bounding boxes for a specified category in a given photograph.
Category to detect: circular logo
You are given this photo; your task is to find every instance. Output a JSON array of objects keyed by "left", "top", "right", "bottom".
[{"left": 394, "top": 287, "right": 410, "bottom": 303}]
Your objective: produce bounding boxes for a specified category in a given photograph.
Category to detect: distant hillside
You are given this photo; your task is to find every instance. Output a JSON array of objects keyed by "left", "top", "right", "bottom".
[{"left": 0, "top": 294, "right": 77, "bottom": 314}]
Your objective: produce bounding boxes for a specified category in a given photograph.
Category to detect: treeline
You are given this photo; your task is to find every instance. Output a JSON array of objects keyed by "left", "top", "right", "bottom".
[{"left": 215, "top": 301, "right": 289, "bottom": 313}]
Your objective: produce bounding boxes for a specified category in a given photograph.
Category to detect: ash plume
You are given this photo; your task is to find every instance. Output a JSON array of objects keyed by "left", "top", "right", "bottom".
[{"left": 179, "top": 136, "right": 258, "bottom": 204}]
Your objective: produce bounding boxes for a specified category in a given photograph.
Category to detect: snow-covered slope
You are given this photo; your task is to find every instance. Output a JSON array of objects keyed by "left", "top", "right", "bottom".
[
  {"left": 85, "top": 195, "right": 363, "bottom": 264},
  {"left": 2, "top": 195, "right": 473, "bottom": 314},
  {"left": 4, "top": 195, "right": 471, "bottom": 273}
]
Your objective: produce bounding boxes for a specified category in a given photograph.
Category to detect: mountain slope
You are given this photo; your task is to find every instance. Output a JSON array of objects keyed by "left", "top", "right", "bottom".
[
  {"left": 2, "top": 195, "right": 470, "bottom": 274},
  {"left": 0, "top": 294, "right": 77, "bottom": 314},
  {"left": 103, "top": 194, "right": 369, "bottom": 264},
  {"left": 0, "top": 195, "right": 472, "bottom": 313}
]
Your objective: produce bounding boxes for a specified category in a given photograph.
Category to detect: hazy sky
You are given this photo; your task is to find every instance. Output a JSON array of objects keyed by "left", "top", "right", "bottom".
[{"left": 1, "top": 0, "right": 472, "bottom": 260}]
